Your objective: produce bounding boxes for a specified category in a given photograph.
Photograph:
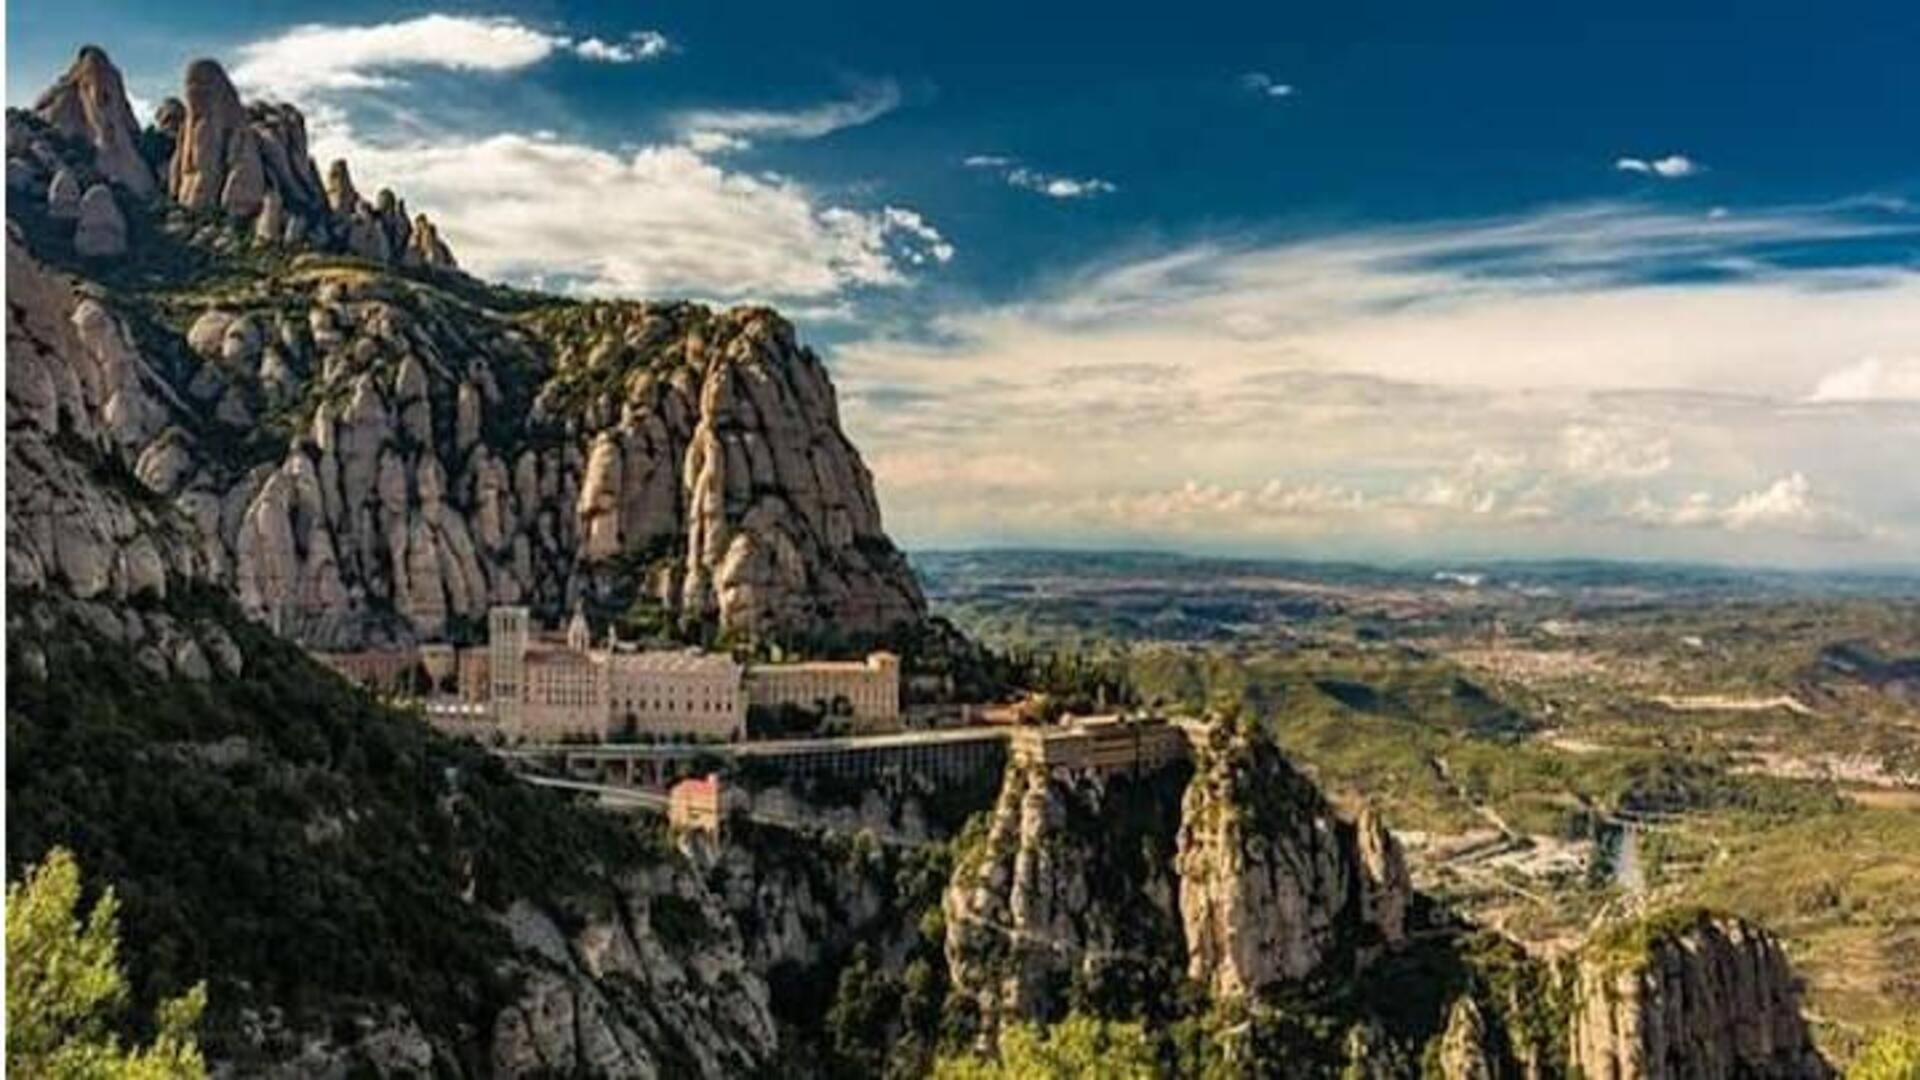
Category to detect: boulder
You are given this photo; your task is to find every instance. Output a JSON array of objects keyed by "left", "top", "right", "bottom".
[
  {"left": 48, "top": 167, "right": 82, "bottom": 218},
  {"left": 153, "top": 97, "right": 185, "bottom": 137},
  {"left": 73, "top": 183, "right": 127, "bottom": 257}
]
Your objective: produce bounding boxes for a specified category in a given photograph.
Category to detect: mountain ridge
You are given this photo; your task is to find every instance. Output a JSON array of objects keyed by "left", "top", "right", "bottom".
[
  {"left": 8, "top": 44, "right": 925, "bottom": 649},
  {"left": 4, "top": 42, "right": 1840, "bottom": 1080}
]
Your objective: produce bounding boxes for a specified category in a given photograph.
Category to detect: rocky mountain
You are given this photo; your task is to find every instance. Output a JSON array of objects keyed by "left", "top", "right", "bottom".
[
  {"left": 1572, "top": 910, "right": 1826, "bottom": 1080},
  {"left": 941, "top": 722, "right": 1417, "bottom": 1048},
  {"left": 7, "top": 46, "right": 923, "bottom": 649},
  {"left": 942, "top": 757, "right": 1191, "bottom": 1029},
  {"left": 1176, "top": 723, "right": 1408, "bottom": 999},
  {"left": 5, "top": 41, "right": 1838, "bottom": 1080}
]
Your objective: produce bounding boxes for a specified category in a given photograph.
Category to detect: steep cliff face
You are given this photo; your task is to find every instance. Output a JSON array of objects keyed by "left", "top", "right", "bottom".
[
  {"left": 486, "top": 873, "right": 776, "bottom": 1076},
  {"left": 1571, "top": 910, "right": 1827, "bottom": 1080},
  {"left": 942, "top": 761, "right": 1191, "bottom": 1030},
  {"left": 6, "top": 48, "right": 924, "bottom": 647},
  {"left": 5, "top": 224, "right": 210, "bottom": 610},
  {"left": 1175, "top": 723, "right": 1409, "bottom": 999},
  {"left": 941, "top": 728, "right": 1420, "bottom": 1040}
]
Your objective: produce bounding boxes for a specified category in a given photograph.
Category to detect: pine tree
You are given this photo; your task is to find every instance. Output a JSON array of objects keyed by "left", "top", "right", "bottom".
[{"left": 7, "top": 847, "right": 208, "bottom": 1079}]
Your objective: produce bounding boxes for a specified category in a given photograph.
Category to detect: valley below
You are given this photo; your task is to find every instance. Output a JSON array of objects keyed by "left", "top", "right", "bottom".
[{"left": 919, "top": 549, "right": 1920, "bottom": 1058}]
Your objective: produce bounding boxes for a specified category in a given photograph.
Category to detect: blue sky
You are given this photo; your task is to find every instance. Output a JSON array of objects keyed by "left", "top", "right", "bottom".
[{"left": 11, "top": 1, "right": 1920, "bottom": 566}]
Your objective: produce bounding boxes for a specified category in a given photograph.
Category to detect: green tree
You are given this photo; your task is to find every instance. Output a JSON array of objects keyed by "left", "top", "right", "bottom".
[
  {"left": 1851, "top": 1024, "right": 1920, "bottom": 1080},
  {"left": 7, "top": 847, "right": 208, "bottom": 1079},
  {"left": 932, "top": 1014, "right": 1161, "bottom": 1079}
]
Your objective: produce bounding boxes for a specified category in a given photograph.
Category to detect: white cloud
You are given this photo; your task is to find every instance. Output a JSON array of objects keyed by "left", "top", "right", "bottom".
[
  {"left": 571, "top": 31, "right": 670, "bottom": 63},
  {"left": 230, "top": 16, "right": 941, "bottom": 306},
  {"left": 1616, "top": 154, "right": 1700, "bottom": 178},
  {"left": 883, "top": 207, "right": 956, "bottom": 264},
  {"left": 1007, "top": 168, "right": 1117, "bottom": 199},
  {"left": 232, "top": 14, "right": 670, "bottom": 97},
  {"left": 1561, "top": 424, "right": 1672, "bottom": 480},
  {"left": 964, "top": 156, "right": 1117, "bottom": 199},
  {"left": 307, "top": 123, "right": 949, "bottom": 302},
  {"left": 1806, "top": 356, "right": 1920, "bottom": 403},
  {"left": 674, "top": 80, "right": 901, "bottom": 150},
  {"left": 837, "top": 201, "right": 1920, "bottom": 560},
  {"left": 1239, "top": 72, "right": 1295, "bottom": 98},
  {"left": 1625, "top": 473, "right": 1863, "bottom": 537}
]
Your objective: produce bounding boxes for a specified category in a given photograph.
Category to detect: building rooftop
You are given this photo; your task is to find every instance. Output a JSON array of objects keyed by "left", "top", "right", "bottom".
[{"left": 608, "top": 650, "right": 741, "bottom": 676}]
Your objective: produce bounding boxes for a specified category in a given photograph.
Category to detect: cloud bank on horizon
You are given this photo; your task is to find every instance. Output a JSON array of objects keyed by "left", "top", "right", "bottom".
[{"left": 11, "top": 2, "right": 1919, "bottom": 566}]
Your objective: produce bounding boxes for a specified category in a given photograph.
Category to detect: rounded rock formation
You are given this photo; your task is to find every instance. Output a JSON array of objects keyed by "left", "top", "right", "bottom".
[{"left": 73, "top": 183, "right": 128, "bottom": 257}]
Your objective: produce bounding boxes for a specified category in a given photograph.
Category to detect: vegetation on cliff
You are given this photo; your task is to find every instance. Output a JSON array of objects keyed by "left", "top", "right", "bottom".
[{"left": 6, "top": 586, "right": 659, "bottom": 1067}]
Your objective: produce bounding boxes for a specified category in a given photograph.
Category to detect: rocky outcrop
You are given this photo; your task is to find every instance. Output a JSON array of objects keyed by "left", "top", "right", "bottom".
[
  {"left": 5, "top": 220, "right": 919, "bottom": 647},
  {"left": 1357, "top": 804, "right": 1411, "bottom": 949},
  {"left": 1572, "top": 910, "right": 1827, "bottom": 1080},
  {"left": 1176, "top": 723, "right": 1406, "bottom": 999},
  {"left": 5, "top": 224, "right": 205, "bottom": 602},
  {"left": 1438, "top": 996, "right": 1499, "bottom": 1080},
  {"left": 73, "top": 183, "right": 126, "bottom": 256},
  {"left": 17, "top": 47, "right": 458, "bottom": 271},
  {"left": 47, "top": 166, "right": 83, "bottom": 217},
  {"left": 404, "top": 212, "right": 456, "bottom": 269},
  {"left": 168, "top": 58, "right": 258, "bottom": 213},
  {"left": 488, "top": 866, "right": 777, "bottom": 1077},
  {"left": 943, "top": 760, "right": 1188, "bottom": 1030},
  {"left": 33, "top": 45, "right": 156, "bottom": 195}
]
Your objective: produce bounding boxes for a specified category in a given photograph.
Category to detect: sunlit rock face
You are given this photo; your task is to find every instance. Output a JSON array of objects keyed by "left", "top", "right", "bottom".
[
  {"left": 1571, "top": 910, "right": 1828, "bottom": 1080},
  {"left": 6, "top": 48, "right": 924, "bottom": 650},
  {"left": 1175, "top": 722, "right": 1408, "bottom": 999}
]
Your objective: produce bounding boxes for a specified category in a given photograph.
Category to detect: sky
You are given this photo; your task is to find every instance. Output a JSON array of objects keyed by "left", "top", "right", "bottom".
[{"left": 10, "top": 1, "right": 1920, "bottom": 567}]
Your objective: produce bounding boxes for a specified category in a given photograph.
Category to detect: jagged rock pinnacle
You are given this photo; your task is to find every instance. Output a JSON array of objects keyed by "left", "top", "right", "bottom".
[
  {"left": 168, "top": 58, "right": 252, "bottom": 211},
  {"left": 34, "top": 45, "right": 156, "bottom": 196}
]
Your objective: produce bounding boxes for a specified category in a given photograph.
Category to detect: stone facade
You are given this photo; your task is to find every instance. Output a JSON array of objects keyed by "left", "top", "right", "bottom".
[
  {"left": 485, "top": 607, "right": 746, "bottom": 743},
  {"left": 1006, "top": 715, "right": 1190, "bottom": 772},
  {"left": 744, "top": 653, "right": 901, "bottom": 732}
]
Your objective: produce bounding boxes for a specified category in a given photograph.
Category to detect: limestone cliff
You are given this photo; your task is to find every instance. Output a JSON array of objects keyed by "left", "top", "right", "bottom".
[
  {"left": 1176, "top": 722, "right": 1409, "bottom": 999},
  {"left": 486, "top": 871, "right": 776, "bottom": 1076},
  {"left": 5, "top": 223, "right": 210, "bottom": 612},
  {"left": 1571, "top": 909, "right": 1827, "bottom": 1080},
  {"left": 941, "top": 726, "right": 1419, "bottom": 1037},
  {"left": 6, "top": 48, "right": 924, "bottom": 646},
  {"left": 942, "top": 760, "right": 1190, "bottom": 1031}
]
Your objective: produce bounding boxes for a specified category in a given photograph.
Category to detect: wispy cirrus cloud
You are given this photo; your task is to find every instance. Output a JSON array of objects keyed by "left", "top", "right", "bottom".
[
  {"left": 232, "top": 14, "right": 670, "bottom": 97},
  {"left": 842, "top": 200, "right": 1920, "bottom": 562},
  {"left": 674, "top": 79, "right": 903, "bottom": 151}
]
